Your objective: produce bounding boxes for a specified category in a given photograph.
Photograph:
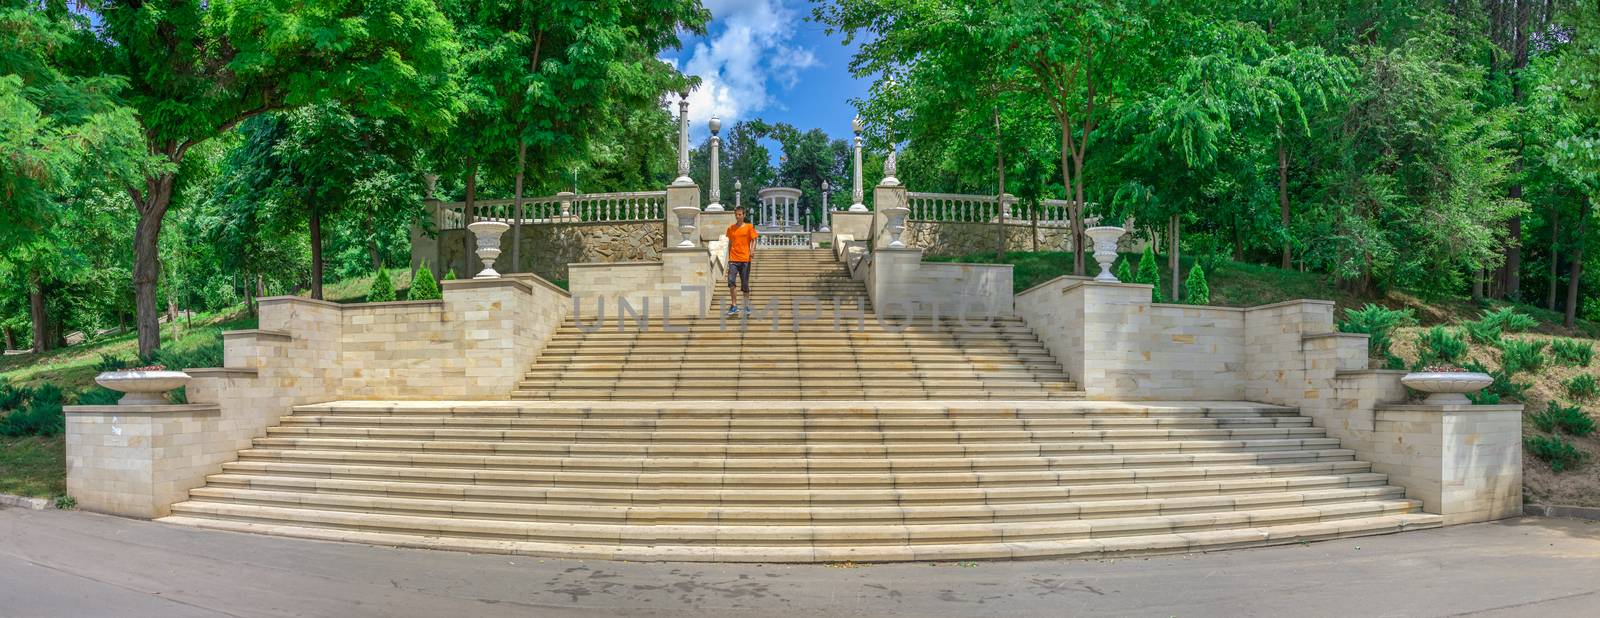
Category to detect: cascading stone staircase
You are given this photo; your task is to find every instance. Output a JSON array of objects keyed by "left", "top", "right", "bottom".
[{"left": 159, "top": 248, "right": 1441, "bottom": 562}]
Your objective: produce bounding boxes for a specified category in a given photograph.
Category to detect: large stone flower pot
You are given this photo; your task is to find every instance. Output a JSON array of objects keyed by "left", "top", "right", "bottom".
[
  {"left": 95, "top": 370, "right": 191, "bottom": 406},
  {"left": 880, "top": 206, "right": 910, "bottom": 248},
  {"left": 1401, "top": 371, "right": 1493, "bottom": 405},
  {"left": 467, "top": 221, "right": 511, "bottom": 279},
  {"left": 1084, "top": 226, "right": 1127, "bottom": 282}
]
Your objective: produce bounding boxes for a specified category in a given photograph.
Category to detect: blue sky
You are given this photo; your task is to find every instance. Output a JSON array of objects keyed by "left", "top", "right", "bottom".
[{"left": 666, "top": 0, "right": 870, "bottom": 144}]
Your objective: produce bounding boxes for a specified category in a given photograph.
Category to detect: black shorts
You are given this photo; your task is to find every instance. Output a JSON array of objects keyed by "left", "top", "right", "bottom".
[{"left": 727, "top": 261, "right": 751, "bottom": 293}]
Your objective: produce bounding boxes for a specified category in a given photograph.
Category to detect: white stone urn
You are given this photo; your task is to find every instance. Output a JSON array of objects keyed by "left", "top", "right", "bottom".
[
  {"left": 672, "top": 205, "right": 701, "bottom": 248},
  {"left": 1401, "top": 371, "right": 1493, "bottom": 405},
  {"left": 95, "top": 370, "right": 191, "bottom": 406},
  {"left": 467, "top": 220, "right": 510, "bottom": 279},
  {"left": 881, "top": 206, "right": 910, "bottom": 248},
  {"left": 1084, "top": 226, "right": 1127, "bottom": 282}
]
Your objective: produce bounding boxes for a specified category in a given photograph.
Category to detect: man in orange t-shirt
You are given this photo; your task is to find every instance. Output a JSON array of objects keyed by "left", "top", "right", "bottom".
[{"left": 725, "top": 205, "right": 759, "bottom": 315}]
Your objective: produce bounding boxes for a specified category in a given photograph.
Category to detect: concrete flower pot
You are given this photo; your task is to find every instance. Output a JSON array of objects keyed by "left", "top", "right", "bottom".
[
  {"left": 881, "top": 206, "right": 910, "bottom": 248},
  {"left": 1401, "top": 371, "right": 1493, "bottom": 405},
  {"left": 1084, "top": 226, "right": 1127, "bottom": 282},
  {"left": 467, "top": 221, "right": 510, "bottom": 279},
  {"left": 95, "top": 370, "right": 191, "bottom": 406},
  {"left": 672, "top": 206, "right": 701, "bottom": 248}
]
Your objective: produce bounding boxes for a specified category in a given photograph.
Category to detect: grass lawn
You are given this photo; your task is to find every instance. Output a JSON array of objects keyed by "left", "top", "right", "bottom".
[
  {"left": 0, "top": 435, "right": 66, "bottom": 498},
  {"left": 0, "top": 312, "right": 257, "bottom": 393}
]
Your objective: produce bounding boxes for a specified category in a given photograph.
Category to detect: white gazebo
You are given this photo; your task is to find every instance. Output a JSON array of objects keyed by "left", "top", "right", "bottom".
[{"left": 755, "top": 187, "right": 811, "bottom": 248}]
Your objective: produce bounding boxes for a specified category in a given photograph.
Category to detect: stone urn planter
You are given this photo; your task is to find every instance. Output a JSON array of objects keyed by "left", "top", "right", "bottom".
[
  {"left": 1084, "top": 226, "right": 1127, "bottom": 282},
  {"left": 672, "top": 205, "right": 701, "bottom": 248},
  {"left": 466, "top": 220, "right": 510, "bottom": 279},
  {"left": 95, "top": 368, "right": 191, "bottom": 406},
  {"left": 881, "top": 206, "right": 910, "bottom": 248},
  {"left": 1401, "top": 370, "right": 1493, "bottom": 405}
]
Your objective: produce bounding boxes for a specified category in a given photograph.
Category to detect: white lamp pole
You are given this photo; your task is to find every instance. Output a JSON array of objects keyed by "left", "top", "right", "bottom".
[
  {"left": 706, "top": 116, "right": 723, "bottom": 211},
  {"left": 673, "top": 91, "right": 693, "bottom": 187},
  {"left": 735, "top": 179, "right": 742, "bottom": 211},
  {"left": 849, "top": 116, "right": 867, "bottom": 212},
  {"left": 819, "top": 181, "right": 831, "bottom": 232}
]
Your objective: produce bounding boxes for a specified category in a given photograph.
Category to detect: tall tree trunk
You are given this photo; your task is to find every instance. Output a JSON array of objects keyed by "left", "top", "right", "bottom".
[
  {"left": 3, "top": 326, "right": 13, "bottom": 351},
  {"left": 131, "top": 170, "right": 177, "bottom": 359},
  {"left": 364, "top": 212, "right": 381, "bottom": 271},
  {"left": 1566, "top": 197, "right": 1588, "bottom": 328},
  {"left": 1549, "top": 207, "right": 1560, "bottom": 310},
  {"left": 1472, "top": 269, "right": 1484, "bottom": 304},
  {"left": 994, "top": 105, "right": 1006, "bottom": 261},
  {"left": 1278, "top": 139, "right": 1292, "bottom": 269},
  {"left": 28, "top": 271, "right": 47, "bottom": 353},
  {"left": 512, "top": 141, "right": 527, "bottom": 275},
  {"left": 1505, "top": 187, "right": 1523, "bottom": 300},
  {"left": 167, "top": 297, "right": 179, "bottom": 343},
  {"left": 463, "top": 158, "right": 479, "bottom": 277},
  {"left": 310, "top": 202, "right": 325, "bottom": 300},
  {"left": 1169, "top": 215, "right": 1181, "bottom": 302}
]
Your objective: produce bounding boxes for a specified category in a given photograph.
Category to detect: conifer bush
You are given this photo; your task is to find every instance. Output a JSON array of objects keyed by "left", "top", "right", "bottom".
[
  {"left": 368, "top": 268, "right": 396, "bottom": 302},
  {"left": 1550, "top": 338, "right": 1594, "bottom": 367},
  {"left": 408, "top": 262, "right": 442, "bottom": 301},
  {"left": 1114, "top": 256, "right": 1133, "bottom": 284},
  {"left": 1182, "top": 264, "right": 1209, "bottom": 305},
  {"left": 1531, "top": 400, "right": 1597, "bottom": 437},
  {"left": 1497, "top": 339, "right": 1547, "bottom": 375},
  {"left": 1525, "top": 435, "right": 1588, "bottom": 473},
  {"left": 1413, "top": 326, "right": 1468, "bottom": 369},
  {"left": 1339, "top": 304, "right": 1415, "bottom": 366},
  {"left": 1566, "top": 374, "right": 1600, "bottom": 401},
  {"left": 1135, "top": 246, "right": 1163, "bottom": 303}
]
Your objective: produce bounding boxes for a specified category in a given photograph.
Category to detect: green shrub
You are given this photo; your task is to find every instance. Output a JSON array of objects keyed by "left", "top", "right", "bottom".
[
  {"left": 1567, "top": 374, "right": 1600, "bottom": 401},
  {"left": 1465, "top": 360, "right": 1530, "bottom": 403},
  {"left": 1532, "top": 400, "right": 1597, "bottom": 437},
  {"left": 1114, "top": 256, "right": 1133, "bottom": 284},
  {"left": 1497, "top": 339, "right": 1547, "bottom": 375},
  {"left": 152, "top": 338, "right": 224, "bottom": 372},
  {"left": 1413, "top": 326, "right": 1468, "bottom": 369},
  {"left": 94, "top": 354, "right": 131, "bottom": 372},
  {"left": 0, "top": 383, "right": 64, "bottom": 437},
  {"left": 1134, "top": 246, "right": 1163, "bottom": 303},
  {"left": 0, "top": 383, "right": 31, "bottom": 411},
  {"left": 443, "top": 268, "right": 457, "bottom": 281},
  {"left": 408, "top": 262, "right": 442, "bottom": 301},
  {"left": 1525, "top": 435, "right": 1588, "bottom": 473},
  {"left": 74, "top": 387, "right": 122, "bottom": 406},
  {"left": 1339, "top": 304, "right": 1415, "bottom": 362},
  {"left": 1464, "top": 308, "right": 1538, "bottom": 344},
  {"left": 54, "top": 495, "right": 76, "bottom": 510},
  {"left": 368, "top": 268, "right": 396, "bottom": 303},
  {"left": 1549, "top": 338, "right": 1594, "bottom": 367},
  {"left": 1182, "top": 264, "right": 1210, "bottom": 305}
]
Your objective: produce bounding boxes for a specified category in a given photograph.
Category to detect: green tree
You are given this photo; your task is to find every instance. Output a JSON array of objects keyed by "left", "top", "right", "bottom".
[
  {"left": 408, "top": 261, "right": 442, "bottom": 301},
  {"left": 1136, "top": 245, "right": 1164, "bottom": 303},
  {"left": 367, "top": 268, "right": 396, "bottom": 303},
  {"left": 69, "top": 0, "right": 463, "bottom": 357},
  {"left": 1183, "top": 264, "right": 1210, "bottom": 305}
]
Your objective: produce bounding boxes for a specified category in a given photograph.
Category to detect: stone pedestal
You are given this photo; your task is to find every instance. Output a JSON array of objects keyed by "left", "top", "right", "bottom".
[
  {"left": 871, "top": 184, "right": 909, "bottom": 250},
  {"left": 1370, "top": 403, "right": 1524, "bottom": 524},
  {"left": 700, "top": 211, "right": 735, "bottom": 242},
  {"left": 664, "top": 184, "right": 700, "bottom": 249},
  {"left": 64, "top": 403, "right": 226, "bottom": 518},
  {"left": 830, "top": 212, "right": 872, "bottom": 248}
]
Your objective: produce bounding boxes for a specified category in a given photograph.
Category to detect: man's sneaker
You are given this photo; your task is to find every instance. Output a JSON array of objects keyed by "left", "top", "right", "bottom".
[{"left": 726, "top": 306, "right": 740, "bottom": 316}]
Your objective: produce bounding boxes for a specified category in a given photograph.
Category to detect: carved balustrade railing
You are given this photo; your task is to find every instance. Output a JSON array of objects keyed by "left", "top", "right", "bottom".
[{"left": 433, "top": 191, "right": 668, "bottom": 231}]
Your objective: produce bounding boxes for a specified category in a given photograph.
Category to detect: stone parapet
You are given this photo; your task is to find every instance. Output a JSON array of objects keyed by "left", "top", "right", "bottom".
[
  {"left": 1371, "top": 403, "right": 1524, "bottom": 524},
  {"left": 64, "top": 403, "right": 226, "bottom": 518},
  {"left": 867, "top": 248, "right": 1013, "bottom": 319}
]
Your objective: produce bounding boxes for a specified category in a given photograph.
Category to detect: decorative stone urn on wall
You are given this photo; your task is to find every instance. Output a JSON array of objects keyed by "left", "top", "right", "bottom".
[
  {"left": 881, "top": 206, "right": 910, "bottom": 248},
  {"left": 467, "top": 220, "right": 511, "bottom": 279},
  {"left": 1401, "top": 370, "right": 1494, "bottom": 405},
  {"left": 95, "top": 369, "right": 191, "bottom": 405},
  {"left": 672, "top": 205, "right": 701, "bottom": 248},
  {"left": 1084, "top": 226, "right": 1127, "bottom": 282}
]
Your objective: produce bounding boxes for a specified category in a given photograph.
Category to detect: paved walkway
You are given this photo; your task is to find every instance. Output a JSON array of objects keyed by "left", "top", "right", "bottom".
[{"left": 2, "top": 508, "right": 1597, "bottom": 617}]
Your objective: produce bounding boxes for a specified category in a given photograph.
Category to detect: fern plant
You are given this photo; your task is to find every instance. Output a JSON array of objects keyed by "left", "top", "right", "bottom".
[
  {"left": 1525, "top": 435, "right": 1588, "bottom": 473},
  {"left": 1497, "top": 339, "right": 1547, "bottom": 375},
  {"left": 1567, "top": 374, "right": 1600, "bottom": 401},
  {"left": 1550, "top": 338, "right": 1594, "bottom": 367},
  {"left": 1413, "top": 326, "right": 1468, "bottom": 369},
  {"left": 1338, "top": 304, "right": 1415, "bottom": 363}
]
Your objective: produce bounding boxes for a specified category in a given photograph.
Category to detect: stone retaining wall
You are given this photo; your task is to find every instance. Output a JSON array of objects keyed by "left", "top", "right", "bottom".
[{"left": 428, "top": 221, "right": 664, "bottom": 282}]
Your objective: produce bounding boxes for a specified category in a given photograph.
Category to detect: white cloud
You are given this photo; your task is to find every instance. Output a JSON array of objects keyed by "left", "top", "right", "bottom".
[{"left": 674, "top": 0, "right": 818, "bottom": 138}]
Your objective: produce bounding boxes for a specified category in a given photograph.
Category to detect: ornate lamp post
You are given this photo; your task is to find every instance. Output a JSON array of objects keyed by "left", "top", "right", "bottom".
[
  {"left": 849, "top": 116, "right": 867, "bottom": 212},
  {"left": 673, "top": 91, "right": 693, "bottom": 187},
  {"left": 735, "top": 179, "right": 742, "bottom": 213},
  {"left": 706, "top": 116, "right": 723, "bottom": 211}
]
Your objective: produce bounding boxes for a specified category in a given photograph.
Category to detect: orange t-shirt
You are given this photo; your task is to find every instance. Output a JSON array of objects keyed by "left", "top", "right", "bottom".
[{"left": 727, "top": 223, "right": 759, "bottom": 262}]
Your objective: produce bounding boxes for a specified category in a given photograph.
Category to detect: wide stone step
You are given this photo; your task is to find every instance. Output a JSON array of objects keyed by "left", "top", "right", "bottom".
[
  {"left": 182, "top": 485, "right": 1409, "bottom": 527},
  {"left": 264, "top": 425, "right": 1327, "bottom": 443},
  {"left": 232, "top": 447, "right": 1359, "bottom": 478},
  {"left": 201, "top": 469, "right": 1388, "bottom": 507},
  {"left": 521, "top": 368, "right": 1073, "bottom": 380},
  {"left": 288, "top": 401, "right": 1301, "bottom": 419},
  {"left": 511, "top": 390, "right": 1086, "bottom": 401},
  {"left": 516, "top": 380, "right": 1076, "bottom": 392},
  {"left": 277, "top": 414, "right": 1316, "bottom": 431},
  {"left": 156, "top": 511, "right": 1442, "bottom": 562},
  {"left": 216, "top": 459, "right": 1375, "bottom": 493},
  {"left": 160, "top": 498, "right": 1429, "bottom": 550}
]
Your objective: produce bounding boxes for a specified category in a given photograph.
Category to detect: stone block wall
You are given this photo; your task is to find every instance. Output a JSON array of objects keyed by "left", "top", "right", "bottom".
[
  {"left": 66, "top": 404, "right": 228, "bottom": 518},
  {"left": 1369, "top": 404, "right": 1524, "bottom": 524},
  {"left": 434, "top": 222, "right": 664, "bottom": 282},
  {"left": 567, "top": 249, "right": 716, "bottom": 326},
  {"left": 867, "top": 249, "right": 1014, "bottom": 319}
]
